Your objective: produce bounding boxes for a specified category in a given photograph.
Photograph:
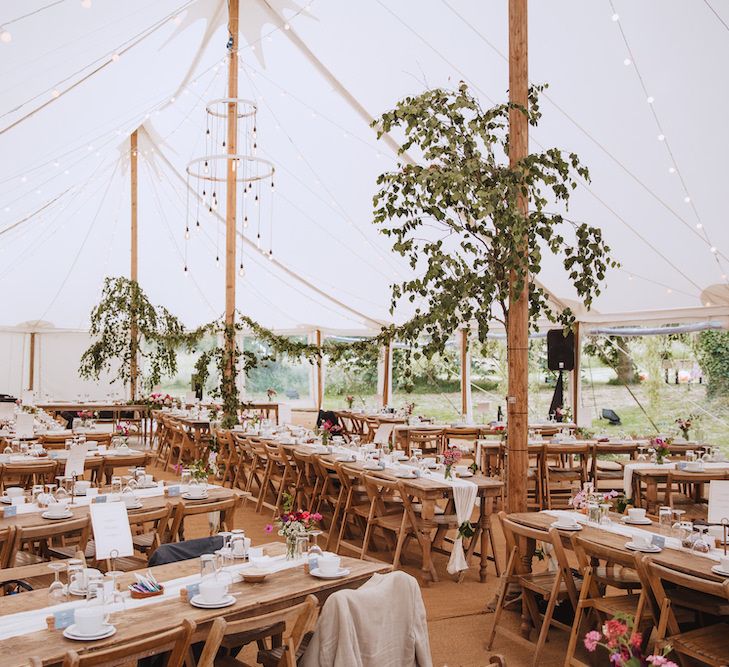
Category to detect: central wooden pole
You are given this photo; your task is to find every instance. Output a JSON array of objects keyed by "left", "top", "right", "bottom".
[
  {"left": 460, "top": 329, "right": 469, "bottom": 417},
  {"left": 506, "top": 0, "right": 529, "bottom": 514},
  {"left": 382, "top": 342, "right": 391, "bottom": 407},
  {"left": 28, "top": 332, "right": 36, "bottom": 391},
  {"left": 130, "top": 129, "right": 139, "bottom": 400},
  {"left": 224, "top": 0, "right": 240, "bottom": 404},
  {"left": 315, "top": 329, "right": 323, "bottom": 411}
]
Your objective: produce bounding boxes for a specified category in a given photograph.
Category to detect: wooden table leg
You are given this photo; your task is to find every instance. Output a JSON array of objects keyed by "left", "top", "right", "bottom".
[
  {"left": 520, "top": 535, "right": 537, "bottom": 639},
  {"left": 645, "top": 479, "right": 658, "bottom": 514},
  {"left": 479, "top": 493, "right": 494, "bottom": 582},
  {"left": 418, "top": 498, "right": 438, "bottom": 585}
]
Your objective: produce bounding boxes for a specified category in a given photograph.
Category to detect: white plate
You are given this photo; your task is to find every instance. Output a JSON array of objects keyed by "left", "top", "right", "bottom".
[
  {"left": 182, "top": 493, "right": 209, "bottom": 501},
  {"left": 335, "top": 456, "right": 355, "bottom": 463},
  {"left": 68, "top": 584, "right": 88, "bottom": 597},
  {"left": 394, "top": 472, "right": 417, "bottom": 479},
  {"left": 621, "top": 516, "right": 652, "bottom": 526},
  {"left": 0, "top": 497, "right": 14, "bottom": 504},
  {"left": 190, "top": 594, "right": 236, "bottom": 609},
  {"left": 456, "top": 471, "right": 474, "bottom": 478},
  {"left": 551, "top": 521, "right": 582, "bottom": 531},
  {"left": 42, "top": 511, "right": 73, "bottom": 520},
  {"left": 124, "top": 502, "right": 144, "bottom": 510},
  {"left": 711, "top": 565, "right": 729, "bottom": 577},
  {"left": 625, "top": 541, "right": 661, "bottom": 553},
  {"left": 63, "top": 624, "right": 117, "bottom": 641},
  {"left": 310, "top": 567, "right": 351, "bottom": 579}
]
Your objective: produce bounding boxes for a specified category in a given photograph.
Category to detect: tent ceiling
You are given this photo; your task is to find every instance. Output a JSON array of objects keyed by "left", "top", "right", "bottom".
[{"left": 1, "top": 0, "right": 728, "bottom": 333}]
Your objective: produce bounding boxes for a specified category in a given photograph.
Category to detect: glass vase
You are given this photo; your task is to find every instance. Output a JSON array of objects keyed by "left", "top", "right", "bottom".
[{"left": 444, "top": 465, "right": 453, "bottom": 480}]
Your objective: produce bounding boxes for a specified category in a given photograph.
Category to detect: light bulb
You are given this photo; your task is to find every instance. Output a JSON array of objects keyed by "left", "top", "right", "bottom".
[
  {"left": 611, "top": 13, "right": 619, "bottom": 21},
  {"left": 706, "top": 301, "right": 712, "bottom": 306},
  {"left": 238, "top": 264, "right": 245, "bottom": 276},
  {"left": 623, "top": 58, "right": 631, "bottom": 66},
  {"left": 184, "top": 228, "right": 190, "bottom": 240},
  {"left": 0, "top": 29, "right": 11, "bottom": 43},
  {"left": 81, "top": 0, "right": 92, "bottom": 7},
  {"left": 646, "top": 96, "right": 654, "bottom": 104},
  {"left": 657, "top": 134, "right": 665, "bottom": 141},
  {"left": 111, "top": 53, "right": 119, "bottom": 62},
  {"left": 51, "top": 89, "right": 60, "bottom": 98},
  {"left": 710, "top": 246, "right": 717, "bottom": 253},
  {"left": 666, "top": 288, "right": 672, "bottom": 294},
  {"left": 284, "top": 22, "right": 290, "bottom": 30},
  {"left": 668, "top": 167, "right": 675, "bottom": 174},
  {"left": 20, "top": 176, "right": 27, "bottom": 183},
  {"left": 697, "top": 223, "right": 703, "bottom": 229},
  {"left": 268, "top": 250, "right": 273, "bottom": 261},
  {"left": 683, "top": 196, "right": 690, "bottom": 203}
]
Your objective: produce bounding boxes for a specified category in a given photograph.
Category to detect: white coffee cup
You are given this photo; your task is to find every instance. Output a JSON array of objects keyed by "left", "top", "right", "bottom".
[
  {"left": 720, "top": 555, "right": 729, "bottom": 572},
  {"left": 187, "top": 484, "right": 206, "bottom": 498},
  {"left": 144, "top": 474, "right": 154, "bottom": 485},
  {"left": 455, "top": 465, "right": 469, "bottom": 476},
  {"left": 557, "top": 518, "right": 578, "bottom": 529},
  {"left": 74, "top": 480, "right": 91, "bottom": 494},
  {"left": 74, "top": 606, "right": 109, "bottom": 636},
  {"left": 628, "top": 508, "right": 646, "bottom": 521},
  {"left": 122, "top": 494, "right": 138, "bottom": 508},
  {"left": 199, "top": 578, "right": 228, "bottom": 603},
  {"left": 47, "top": 501, "right": 69, "bottom": 517},
  {"left": 318, "top": 553, "right": 341, "bottom": 575},
  {"left": 633, "top": 534, "right": 651, "bottom": 549},
  {"left": 3, "top": 487, "right": 23, "bottom": 500}
]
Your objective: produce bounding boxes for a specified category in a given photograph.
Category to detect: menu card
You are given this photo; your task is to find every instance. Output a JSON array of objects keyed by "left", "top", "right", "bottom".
[
  {"left": 709, "top": 481, "right": 729, "bottom": 524},
  {"left": 64, "top": 442, "right": 88, "bottom": 477},
  {"left": 90, "top": 502, "right": 133, "bottom": 559}
]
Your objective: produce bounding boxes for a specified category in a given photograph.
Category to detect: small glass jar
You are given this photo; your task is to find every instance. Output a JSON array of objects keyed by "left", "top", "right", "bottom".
[
  {"left": 200, "top": 554, "right": 217, "bottom": 580},
  {"left": 599, "top": 503, "right": 611, "bottom": 526},
  {"left": 587, "top": 502, "right": 601, "bottom": 524},
  {"left": 680, "top": 522, "right": 697, "bottom": 549}
]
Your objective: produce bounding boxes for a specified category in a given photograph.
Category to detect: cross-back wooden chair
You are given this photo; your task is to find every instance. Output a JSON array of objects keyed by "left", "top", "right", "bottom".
[
  {"left": 591, "top": 442, "right": 637, "bottom": 489},
  {"left": 525, "top": 443, "right": 546, "bottom": 510},
  {"left": 169, "top": 496, "right": 239, "bottom": 542},
  {"left": 50, "top": 618, "right": 196, "bottom": 667},
  {"left": 291, "top": 449, "right": 319, "bottom": 510},
  {"left": 0, "top": 526, "right": 15, "bottom": 569},
  {"left": 10, "top": 516, "right": 90, "bottom": 567},
  {"left": 443, "top": 428, "right": 480, "bottom": 453},
  {"left": 664, "top": 470, "right": 729, "bottom": 521},
  {"left": 162, "top": 419, "right": 196, "bottom": 471},
  {"left": 213, "top": 429, "right": 237, "bottom": 488},
  {"left": 255, "top": 443, "right": 293, "bottom": 515},
  {"left": 197, "top": 594, "right": 319, "bottom": 667},
  {"left": 644, "top": 557, "right": 729, "bottom": 666},
  {"left": 313, "top": 458, "right": 344, "bottom": 549},
  {"left": 565, "top": 536, "right": 652, "bottom": 666},
  {"left": 487, "top": 512, "right": 580, "bottom": 665},
  {"left": 347, "top": 413, "right": 367, "bottom": 441}
]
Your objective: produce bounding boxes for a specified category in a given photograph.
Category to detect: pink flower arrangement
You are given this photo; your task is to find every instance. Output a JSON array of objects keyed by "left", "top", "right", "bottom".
[
  {"left": 116, "top": 422, "right": 131, "bottom": 437},
  {"left": 76, "top": 410, "right": 96, "bottom": 420},
  {"left": 569, "top": 489, "right": 619, "bottom": 510},
  {"left": 583, "top": 614, "right": 677, "bottom": 666},
  {"left": 443, "top": 447, "right": 463, "bottom": 467}
]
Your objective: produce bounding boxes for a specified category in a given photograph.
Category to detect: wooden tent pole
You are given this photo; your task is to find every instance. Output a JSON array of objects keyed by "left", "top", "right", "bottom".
[
  {"left": 315, "top": 329, "right": 323, "bottom": 411},
  {"left": 224, "top": 0, "right": 240, "bottom": 402},
  {"left": 506, "top": 0, "right": 529, "bottom": 514},
  {"left": 382, "top": 342, "right": 391, "bottom": 407},
  {"left": 28, "top": 332, "right": 36, "bottom": 391},
  {"left": 460, "top": 329, "right": 469, "bottom": 417},
  {"left": 130, "top": 129, "right": 139, "bottom": 400}
]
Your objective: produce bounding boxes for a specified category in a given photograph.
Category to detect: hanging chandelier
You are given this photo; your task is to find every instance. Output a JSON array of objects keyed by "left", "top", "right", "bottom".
[{"left": 185, "top": 96, "right": 276, "bottom": 274}]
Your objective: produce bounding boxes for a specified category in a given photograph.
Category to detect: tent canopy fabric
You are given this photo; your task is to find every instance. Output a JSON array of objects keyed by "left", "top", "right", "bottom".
[{"left": 2, "top": 0, "right": 729, "bottom": 335}]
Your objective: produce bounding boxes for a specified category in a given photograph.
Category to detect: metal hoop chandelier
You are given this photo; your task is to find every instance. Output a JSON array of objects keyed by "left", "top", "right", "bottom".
[{"left": 185, "top": 154, "right": 275, "bottom": 183}]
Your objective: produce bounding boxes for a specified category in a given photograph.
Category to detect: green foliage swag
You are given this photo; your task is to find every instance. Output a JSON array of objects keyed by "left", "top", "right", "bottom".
[
  {"left": 696, "top": 330, "right": 729, "bottom": 397},
  {"left": 371, "top": 83, "right": 617, "bottom": 357}
]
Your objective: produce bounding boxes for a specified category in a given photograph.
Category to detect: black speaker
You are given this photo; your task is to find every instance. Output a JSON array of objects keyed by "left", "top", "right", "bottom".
[{"left": 547, "top": 329, "right": 575, "bottom": 371}]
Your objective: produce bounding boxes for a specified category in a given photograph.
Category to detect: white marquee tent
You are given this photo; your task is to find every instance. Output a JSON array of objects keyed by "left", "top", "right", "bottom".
[{"left": 2, "top": 0, "right": 729, "bottom": 401}]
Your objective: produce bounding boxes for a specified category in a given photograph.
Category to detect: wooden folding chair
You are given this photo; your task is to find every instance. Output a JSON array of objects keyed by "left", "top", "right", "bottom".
[
  {"left": 645, "top": 557, "right": 729, "bottom": 666},
  {"left": 332, "top": 464, "right": 370, "bottom": 555},
  {"left": 487, "top": 512, "right": 580, "bottom": 665},
  {"left": 169, "top": 496, "right": 239, "bottom": 542},
  {"left": 54, "top": 618, "right": 195, "bottom": 667},
  {"left": 255, "top": 444, "right": 293, "bottom": 515},
  {"left": 291, "top": 449, "right": 319, "bottom": 510},
  {"left": 0, "top": 461, "right": 59, "bottom": 490},
  {"left": 314, "top": 458, "right": 345, "bottom": 551},
  {"left": 407, "top": 429, "right": 444, "bottom": 457},
  {"left": 565, "top": 536, "right": 652, "bottom": 666},
  {"left": 360, "top": 473, "right": 411, "bottom": 568},
  {"left": 197, "top": 594, "right": 319, "bottom": 667},
  {"left": 543, "top": 443, "right": 589, "bottom": 509},
  {"left": 10, "top": 516, "right": 90, "bottom": 566}
]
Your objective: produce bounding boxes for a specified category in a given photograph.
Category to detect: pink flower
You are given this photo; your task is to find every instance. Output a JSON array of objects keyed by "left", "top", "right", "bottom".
[
  {"left": 264, "top": 524, "right": 273, "bottom": 534},
  {"left": 647, "top": 657, "right": 678, "bottom": 667},
  {"left": 583, "top": 630, "right": 601, "bottom": 652}
]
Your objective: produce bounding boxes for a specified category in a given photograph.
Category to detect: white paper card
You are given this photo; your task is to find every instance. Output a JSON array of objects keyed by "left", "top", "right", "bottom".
[
  {"left": 0, "top": 403, "right": 14, "bottom": 420},
  {"left": 185, "top": 391, "right": 197, "bottom": 404},
  {"left": 64, "top": 442, "right": 88, "bottom": 477},
  {"left": 708, "top": 480, "right": 729, "bottom": 524},
  {"left": 372, "top": 424, "right": 394, "bottom": 446},
  {"left": 90, "top": 502, "right": 133, "bottom": 559},
  {"left": 15, "top": 413, "right": 34, "bottom": 438},
  {"left": 21, "top": 391, "right": 35, "bottom": 406}
]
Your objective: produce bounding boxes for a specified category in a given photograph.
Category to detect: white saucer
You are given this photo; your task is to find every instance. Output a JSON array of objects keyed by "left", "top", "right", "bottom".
[
  {"left": 625, "top": 541, "right": 661, "bottom": 553},
  {"left": 124, "top": 502, "right": 144, "bottom": 510},
  {"left": 622, "top": 516, "right": 652, "bottom": 526},
  {"left": 363, "top": 463, "right": 381, "bottom": 470},
  {"left": 190, "top": 594, "right": 236, "bottom": 609},
  {"left": 42, "top": 511, "right": 73, "bottom": 520},
  {"left": 335, "top": 456, "right": 355, "bottom": 463},
  {"left": 394, "top": 472, "right": 417, "bottom": 479},
  {"left": 0, "top": 497, "right": 15, "bottom": 505},
  {"left": 711, "top": 565, "right": 729, "bottom": 577},
  {"left": 137, "top": 483, "right": 157, "bottom": 489},
  {"left": 551, "top": 521, "right": 582, "bottom": 531},
  {"left": 68, "top": 584, "right": 88, "bottom": 596},
  {"left": 310, "top": 567, "right": 351, "bottom": 579},
  {"left": 63, "top": 624, "right": 116, "bottom": 641},
  {"left": 182, "top": 493, "right": 209, "bottom": 501},
  {"left": 456, "top": 471, "right": 474, "bottom": 478}
]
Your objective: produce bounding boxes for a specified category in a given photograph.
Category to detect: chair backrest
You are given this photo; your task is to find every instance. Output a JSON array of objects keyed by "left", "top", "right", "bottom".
[
  {"left": 60, "top": 618, "right": 195, "bottom": 667},
  {"left": 10, "top": 516, "right": 90, "bottom": 566},
  {"left": 197, "top": 595, "right": 319, "bottom": 667},
  {"left": 169, "top": 496, "right": 239, "bottom": 540},
  {"left": 0, "top": 526, "right": 15, "bottom": 569},
  {"left": 148, "top": 535, "right": 224, "bottom": 566},
  {"left": 127, "top": 503, "right": 173, "bottom": 551},
  {"left": 0, "top": 461, "right": 59, "bottom": 488}
]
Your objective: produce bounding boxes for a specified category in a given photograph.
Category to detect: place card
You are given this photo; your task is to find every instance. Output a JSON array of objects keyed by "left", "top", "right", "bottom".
[
  {"left": 185, "top": 582, "right": 200, "bottom": 597},
  {"left": 90, "top": 502, "right": 133, "bottom": 559},
  {"left": 11, "top": 497, "right": 25, "bottom": 506},
  {"left": 167, "top": 485, "right": 181, "bottom": 497},
  {"left": 64, "top": 442, "right": 87, "bottom": 477},
  {"left": 676, "top": 461, "right": 687, "bottom": 471},
  {"left": 3, "top": 506, "right": 17, "bottom": 518},
  {"left": 651, "top": 535, "right": 666, "bottom": 549},
  {"left": 52, "top": 609, "right": 75, "bottom": 630},
  {"left": 708, "top": 480, "right": 729, "bottom": 524}
]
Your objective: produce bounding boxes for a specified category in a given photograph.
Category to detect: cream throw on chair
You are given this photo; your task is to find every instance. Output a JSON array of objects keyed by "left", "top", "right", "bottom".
[{"left": 302, "top": 571, "right": 432, "bottom": 667}]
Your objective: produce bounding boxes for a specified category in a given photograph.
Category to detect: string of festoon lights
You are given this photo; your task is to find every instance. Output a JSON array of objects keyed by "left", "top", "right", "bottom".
[{"left": 609, "top": 2, "right": 729, "bottom": 295}]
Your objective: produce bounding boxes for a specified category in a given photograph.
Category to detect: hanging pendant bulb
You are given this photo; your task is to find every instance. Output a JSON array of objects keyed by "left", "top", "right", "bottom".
[
  {"left": 256, "top": 233, "right": 261, "bottom": 249},
  {"left": 215, "top": 255, "right": 220, "bottom": 267},
  {"left": 185, "top": 227, "right": 190, "bottom": 240},
  {"left": 238, "top": 262, "right": 245, "bottom": 276},
  {"left": 243, "top": 215, "right": 249, "bottom": 228},
  {"left": 202, "top": 189, "right": 206, "bottom": 196},
  {"left": 268, "top": 249, "right": 274, "bottom": 261},
  {"left": 206, "top": 128, "right": 210, "bottom": 135},
  {"left": 254, "top": 194, "right": 259, "bottom": 206},
  {"left": 184, "top": 265, "right": 188, "bottom": 274},
  {"left": 222, "top": 140, "right": 226, "bottom": 147},
  {"left": 196, "top": 219, "right": 200, "bottom": 227}
]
